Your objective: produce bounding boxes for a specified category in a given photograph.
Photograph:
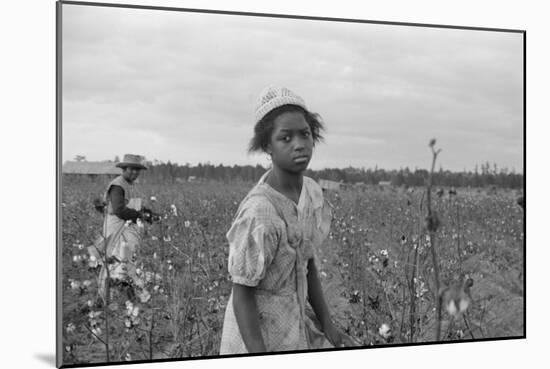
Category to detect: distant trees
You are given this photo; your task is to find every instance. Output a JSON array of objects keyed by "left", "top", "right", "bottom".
[
  {"left": 140, "top": 161, "right": 523, "bottom": 189},
  {"left": 145, "top": 162, "right": 267, "bottom": 184}
]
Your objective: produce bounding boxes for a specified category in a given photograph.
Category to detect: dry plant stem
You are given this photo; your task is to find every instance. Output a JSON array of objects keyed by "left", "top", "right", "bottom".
[
  {"left": 200, "top": 228, "right": 213, "bottom": 274},
  {"left": 199, "top": 314, "right": 211, "bottom": 353},
  {"left": 84, "top": 324, "right": 107, "bottom": 346},
  {"left": 479, "top": 302, "right": 487, "bottom": 338},
  {"left": 149, "top": 309, "right": 155, "bottom": 360},
  {"left": 463, "top": 314, "right": 475, "bottom": 339},
  {"left": 409, "top": 241, "right": 419, "bottom": 342},
  {"left": 77, "top": 217, "right": 112, "bottom": 362},
  {"left": 455, "top": 201, "right": 463, "bottom": 276},
  {"left": 382, "top": 281, "right": 395, "bottom": 321},
  {"left": 158, "top": 221, "right": 167, "bottom": 282},
  {"left": 360, "top": 248, "right": 369, "bottom": 338},
  {"left": 186, "top": 319, "right": 194, "bottom": 356},
  {"left": 426, "top": 145, "right": 442, "bottom": 341},
  {"left": 104, "top": 277, "right": 111, "bottom": 362},
  {"left": 102, "top": 233, "right": 113, "bottom": 362},
  {"left": 196, "top": 317, "right": 203, "bottom": 354},
  {"left": 401, "top": 240, "right": 412, "bottom": 341},
  {"left": 182, "top": 265, "right": 193, "bottom": 345},
  {"left": 389, "top": 210, "right": 394, "bottom": 242},
  {"left": 398, "top": 281, "right": 407, "bottom": 342},
  {"left": 362, "top": 285, "right": 369, "bottom": 340},
  {"left": 133, "top": 329, "right": 149, "bottom": 359},
  {"left": 170, "top": 244, "right": 191, "bottom": 260},
  {"left": 168, "top": 279, "right": 183, "bottom": 341}
]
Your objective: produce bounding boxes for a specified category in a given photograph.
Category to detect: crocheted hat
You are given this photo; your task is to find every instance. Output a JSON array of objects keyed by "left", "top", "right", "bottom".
[{"left": 254, "top": 86, "right": 307, "bottom": 123}]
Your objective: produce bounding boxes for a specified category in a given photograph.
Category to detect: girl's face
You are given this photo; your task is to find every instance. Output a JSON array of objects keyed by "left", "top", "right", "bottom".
[{"left": 267, "top": 111, "right": 313, "bottom": 174}]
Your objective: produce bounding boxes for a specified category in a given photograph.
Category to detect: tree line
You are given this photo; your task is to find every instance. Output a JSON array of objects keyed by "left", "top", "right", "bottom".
[{"left": 142, "top": 161, "right": 523, "bottom": 189}]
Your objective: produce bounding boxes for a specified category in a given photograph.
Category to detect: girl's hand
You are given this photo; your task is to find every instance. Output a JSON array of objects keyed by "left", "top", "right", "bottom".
[{"left": 324, "top": 323, "right": 359, "bottom": 348}]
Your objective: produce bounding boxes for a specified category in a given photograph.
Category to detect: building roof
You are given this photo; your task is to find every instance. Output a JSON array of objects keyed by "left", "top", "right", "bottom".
[
  {"left": 319, "top": 178, "right": 341, "bottom": 190},
  {"left": 62, "top": 161, "right": 121, "bottom": 175}
]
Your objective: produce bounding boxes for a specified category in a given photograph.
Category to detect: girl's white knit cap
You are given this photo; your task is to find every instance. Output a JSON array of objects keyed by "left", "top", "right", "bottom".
[{"left": 254, "top": 86, "right": 307, "bottom": 123}]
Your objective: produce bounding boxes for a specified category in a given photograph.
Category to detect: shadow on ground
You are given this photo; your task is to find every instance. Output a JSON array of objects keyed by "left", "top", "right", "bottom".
[{"left": 34, "top": 353, "right": 56, "bottom": 367}]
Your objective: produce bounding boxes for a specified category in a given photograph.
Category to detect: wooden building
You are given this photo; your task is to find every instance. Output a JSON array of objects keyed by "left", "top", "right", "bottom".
[
  {"left": 62, "top": 161, "right": 121, "bottom": 180},
  {"left": 319, "top": 178, "right": 341, "bottom": 192}
]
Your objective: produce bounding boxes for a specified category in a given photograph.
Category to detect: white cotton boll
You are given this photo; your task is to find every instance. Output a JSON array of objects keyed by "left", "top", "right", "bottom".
[
  {"left": 135, "top": 278, "right": 145, "bottom": 289},
  {"left": 170, "top": 204, "right": 178, "bottom": 216},
  {"left": 87, "top": 253, "right": 99, "bottom": 268},
  {"left": 446, "top": 300, "right": 458, "bottom": 317},
  {"left": 139, "top": 289, "right": 151, "bottom": 303},
  {"left": 89, "top": 311, "right": 102, "bottom": 319},
  {"left": 378, "top": 323, "right": 391, "bottom": 339},
  {"left": 459, "top": 298, "right": 470, "bottom": 313},
  {"left": 66, "top": 323, "right": 76, "bottom": 333}
]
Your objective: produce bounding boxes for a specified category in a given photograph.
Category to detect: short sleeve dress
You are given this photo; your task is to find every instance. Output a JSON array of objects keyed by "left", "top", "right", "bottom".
[{"left": 219, "top": 170, "right": 333, "bottom": 354}]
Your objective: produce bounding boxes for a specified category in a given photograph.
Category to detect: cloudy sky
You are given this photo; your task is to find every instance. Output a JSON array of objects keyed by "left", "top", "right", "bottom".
[{"left": 62, "top": 4, "right": 523, "bottom": 172}]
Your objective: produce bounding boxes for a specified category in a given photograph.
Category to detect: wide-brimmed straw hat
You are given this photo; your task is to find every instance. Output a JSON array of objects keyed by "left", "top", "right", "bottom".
[
  {"left": 254, "top": 86, "right": 307, "bottom": 124},
  {"left": 116, "top": 154, "right": 147, "bottom": 170}
]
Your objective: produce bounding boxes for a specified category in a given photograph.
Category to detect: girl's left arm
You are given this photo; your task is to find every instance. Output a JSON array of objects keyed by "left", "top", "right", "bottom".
[
  {"left": 306, "top": 258, "right": 333, "bottom": 330},
  {"left": 307, "top": 258, "right": 358, "bottom": 347}
]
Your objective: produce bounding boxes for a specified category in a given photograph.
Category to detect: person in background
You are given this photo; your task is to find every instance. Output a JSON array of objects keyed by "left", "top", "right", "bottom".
[{"left": 91, "top": 154, "right": 154, "bottom": 303}]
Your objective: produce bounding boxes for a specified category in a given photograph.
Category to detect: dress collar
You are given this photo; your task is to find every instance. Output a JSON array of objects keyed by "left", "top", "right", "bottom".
[{"left": 258, "top": 169, "right": 307, "bottom": 210}]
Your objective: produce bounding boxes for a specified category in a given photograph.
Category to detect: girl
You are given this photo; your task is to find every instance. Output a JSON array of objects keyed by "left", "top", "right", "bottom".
[{"left": 219, "top": 86, "right": 356, "bottom": 354}]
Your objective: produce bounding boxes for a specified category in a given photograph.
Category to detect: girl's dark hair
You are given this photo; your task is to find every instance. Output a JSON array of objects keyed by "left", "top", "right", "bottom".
[{"left": 248, "top": 104, "right": 325, "bottom": 154}]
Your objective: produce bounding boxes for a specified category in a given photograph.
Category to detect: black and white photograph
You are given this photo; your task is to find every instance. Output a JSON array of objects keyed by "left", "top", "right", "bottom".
[{"left": 57, "top": 1, "right": 525, "bottom": 367}]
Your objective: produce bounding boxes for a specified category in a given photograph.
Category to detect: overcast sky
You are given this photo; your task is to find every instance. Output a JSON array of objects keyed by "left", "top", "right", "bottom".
[{"left": 62, "top": 4, "right": 523, "bottom": 172}]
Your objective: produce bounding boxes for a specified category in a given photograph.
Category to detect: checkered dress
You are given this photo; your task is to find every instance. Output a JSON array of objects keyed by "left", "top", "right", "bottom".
[{"left": 219, "top": 171, "right": 333, "bottom": 354}]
